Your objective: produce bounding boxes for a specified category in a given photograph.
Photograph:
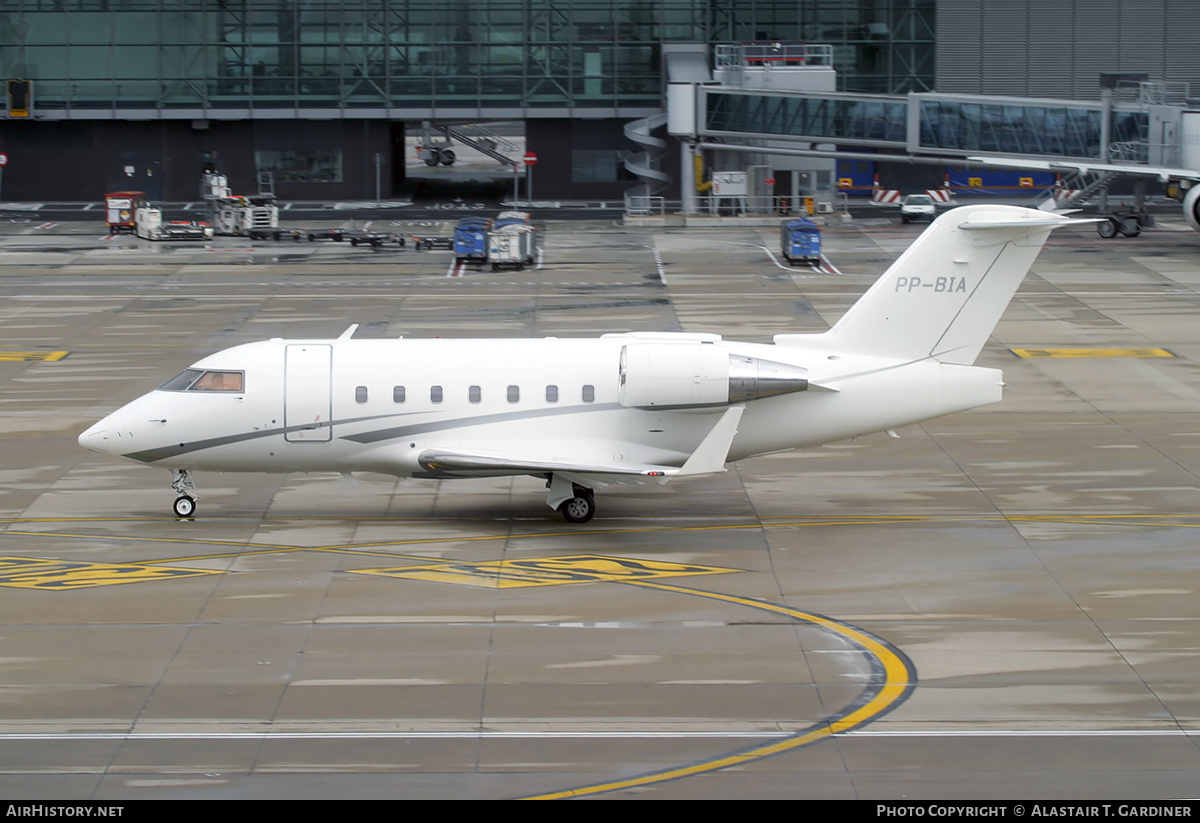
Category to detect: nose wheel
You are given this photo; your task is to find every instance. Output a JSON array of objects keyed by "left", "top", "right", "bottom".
[{"left": 173, "top": 495, "right": 196, "bottom": 518}]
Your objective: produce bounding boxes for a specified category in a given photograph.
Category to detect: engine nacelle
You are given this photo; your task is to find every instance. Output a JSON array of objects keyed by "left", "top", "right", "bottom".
[
  {"left": 1185, "top": 185, "right": 1200, "bottom": 234},
  {"left": 619, "top": 342, "right": 728, "bottom": 407},
  {"left": 618, "top": 343, "right": 809, "bottom": 408}
]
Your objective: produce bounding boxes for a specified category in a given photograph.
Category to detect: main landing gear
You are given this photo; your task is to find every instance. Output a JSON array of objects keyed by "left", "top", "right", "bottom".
[
  {"left": 1096, "top": 209, "right": 1146, "bottom": 239},
  {"left": 558, "top": 487, "right": 596, "bottom": 523},
  {"left": 171, "top": 469, "right": 197, "bottom": 518},
  {"left": 547, "top": 474, "right": 597, "bottom": 523}
]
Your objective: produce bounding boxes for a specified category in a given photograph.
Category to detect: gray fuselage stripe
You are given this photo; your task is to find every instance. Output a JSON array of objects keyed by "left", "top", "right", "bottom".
[{"left": 121, "top": 403, "right": 623, "bottom": 464}]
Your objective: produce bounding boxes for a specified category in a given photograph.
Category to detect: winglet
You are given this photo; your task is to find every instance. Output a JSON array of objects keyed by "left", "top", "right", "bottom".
[{"left": 675, "top": 406, "right": 744, "bottom": 476}]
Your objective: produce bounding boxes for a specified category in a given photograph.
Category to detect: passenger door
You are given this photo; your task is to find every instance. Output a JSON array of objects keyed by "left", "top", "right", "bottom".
[{"left": 285, "top": 344, "right": 332, "bottom": 442}]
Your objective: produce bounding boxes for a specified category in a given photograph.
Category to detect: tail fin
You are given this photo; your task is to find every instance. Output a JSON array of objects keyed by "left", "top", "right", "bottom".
[{"left": 788, "top": 205, "right": 1078, "bottom": 365}]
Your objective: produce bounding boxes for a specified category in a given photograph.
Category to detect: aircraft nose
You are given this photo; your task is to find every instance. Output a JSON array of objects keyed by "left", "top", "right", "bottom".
[
  {"left": 78, "top": 413, "right": 133, "bottom": 455},
  {"left": 78, "top": 420, "right": 111, "bottom": 453},
  {"left": 78, "top": 421, "right": 104, "bottom": 449}
]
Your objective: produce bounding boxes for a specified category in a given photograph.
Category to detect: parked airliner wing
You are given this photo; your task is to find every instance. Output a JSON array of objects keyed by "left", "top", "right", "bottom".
[{"left": 966, "top": 155, "right": 1200, "bottom": 182}]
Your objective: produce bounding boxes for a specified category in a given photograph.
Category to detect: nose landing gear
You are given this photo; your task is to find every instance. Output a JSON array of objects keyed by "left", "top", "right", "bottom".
[{"left": 170, "top": 469, "right": 197, "bottom": 518}]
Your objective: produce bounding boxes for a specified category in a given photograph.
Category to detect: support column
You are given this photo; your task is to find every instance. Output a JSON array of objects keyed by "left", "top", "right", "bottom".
[{"left": 680, "top": 139, "right": 697, "bottom": 215}]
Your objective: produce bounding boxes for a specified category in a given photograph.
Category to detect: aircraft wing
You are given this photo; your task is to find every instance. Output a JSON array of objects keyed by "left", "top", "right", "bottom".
[
  {"left": 417, "top": 406, "right": 745, "bottom": 481},
  {"left": 418, "top": 450, "right": 675, "bottom": 479},
  {"left": 966, "top": 156, "right": 1200, "bottom": 182}
]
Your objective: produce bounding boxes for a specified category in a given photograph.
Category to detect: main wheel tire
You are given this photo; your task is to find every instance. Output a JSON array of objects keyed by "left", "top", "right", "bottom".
[
  {"left": 1098, "top": 218, "right": 1119, "bottom": 239},
  {"left": 1118, "top": 216, "right": 1141, "bottom": 237},
  {"left": 424, "top": 148, "right": 441, "bottom": 167},
  {"left": 558, "top": 491, "right": 596, "bottom": 524},
  {"left": 173, "top": 495, "right": 196, "bottom": 518}
]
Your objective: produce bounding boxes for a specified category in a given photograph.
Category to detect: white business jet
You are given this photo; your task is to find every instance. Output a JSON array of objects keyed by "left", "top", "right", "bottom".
[{"left": 80, "top": 205, "right": 1079, "bottom": 523}]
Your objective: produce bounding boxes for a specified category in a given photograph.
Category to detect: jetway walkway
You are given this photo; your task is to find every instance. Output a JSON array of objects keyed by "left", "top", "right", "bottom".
[
  {"left": 684, "top": 87, "right": 1158, "bottom": 166},
  {"left": 657, "top": 71, "right": 1200, "bottom": 216}
]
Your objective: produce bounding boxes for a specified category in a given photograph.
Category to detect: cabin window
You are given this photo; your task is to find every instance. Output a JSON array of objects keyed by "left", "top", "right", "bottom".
[
  {"left": 582, "top": 384, "right": 595, "bottom": 403},
  {"left": 431, "top": 385, "right": 443, "bottom": 403},
  {"left": 507, "top": 385, "right": 519, "bottom": 403},
  {"left": 393, "top": 386, "right": 405, "bottom": 403},
  {"left": 355, "top": 386, "right": 367, "bottom": 403},
  {"left": 469, "top": 385, "right": 481, "bottom": 403},
  {"left": 546, "top": 385, "right": 558, "bottom": 403},
  {"left": 164, "top": 370, "right": 244, "bottom": 392}
]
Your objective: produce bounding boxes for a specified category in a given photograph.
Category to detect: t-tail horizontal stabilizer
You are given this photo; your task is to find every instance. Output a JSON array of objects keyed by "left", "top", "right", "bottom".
[{"left": 777, "top": 205, "right": 1084, "bottom": 366}]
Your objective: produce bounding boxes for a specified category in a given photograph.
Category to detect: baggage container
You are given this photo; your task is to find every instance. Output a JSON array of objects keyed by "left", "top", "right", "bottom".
[
  {"left": 780, "top": 218, "right": 822, "bottom": 266},
  {"left": 487, "top": 223, "right": 536, "bottom": 271},
  {"left": 454, "top": 216, "right": 491, "bottom": 262}
]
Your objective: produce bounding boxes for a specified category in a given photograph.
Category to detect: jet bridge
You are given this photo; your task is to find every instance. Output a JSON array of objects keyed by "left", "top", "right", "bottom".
[{"left": 660, "top": 47, "right": 1188, "bottom": 216}]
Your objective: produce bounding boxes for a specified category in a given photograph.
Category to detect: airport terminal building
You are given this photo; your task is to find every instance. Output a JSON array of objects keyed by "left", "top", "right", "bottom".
[{"left": 1, "top": 1, "right": 1199, "bottom": 204}]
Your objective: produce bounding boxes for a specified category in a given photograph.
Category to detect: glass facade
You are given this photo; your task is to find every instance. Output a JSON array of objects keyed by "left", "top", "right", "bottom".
[{"left": 0, "top": 1, "right": 937, "bottom": 115}]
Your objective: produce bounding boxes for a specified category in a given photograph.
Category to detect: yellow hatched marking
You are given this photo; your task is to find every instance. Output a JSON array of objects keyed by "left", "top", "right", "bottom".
[
  {"left": 353, "top": 554, "right": 738, "bottom": 589},
  {"left": 0, "top": 351, "right": 69, "bottom": 362},
  {"left": 0, "top": 556, "right": 222, "bottom": 590},
  {"left": 1011, "top": 347, "right": 1173, "bottom": 359}
]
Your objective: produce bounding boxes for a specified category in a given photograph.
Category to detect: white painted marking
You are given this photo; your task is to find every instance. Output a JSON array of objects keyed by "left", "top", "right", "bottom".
[{"left": 818, "top": 252, "right": 842, "bottom": 275}]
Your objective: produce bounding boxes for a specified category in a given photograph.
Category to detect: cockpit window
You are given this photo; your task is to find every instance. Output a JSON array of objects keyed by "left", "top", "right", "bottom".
[
  {"left": 192, "top": 371, "right": 244, "bottom": 392},
  {"left": 159, "top": 369, "right": 203, "bottom": 391},
  {"left": 159, "top": 369, "right": 244, "bottom": 392}
]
